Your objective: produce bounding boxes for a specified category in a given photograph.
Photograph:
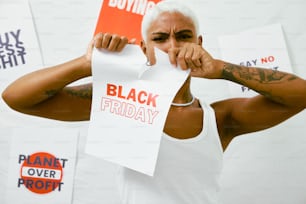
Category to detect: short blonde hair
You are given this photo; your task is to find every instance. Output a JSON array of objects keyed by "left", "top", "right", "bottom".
[{"left": 141, "top": 0, "right": 200, "bottom": 42}]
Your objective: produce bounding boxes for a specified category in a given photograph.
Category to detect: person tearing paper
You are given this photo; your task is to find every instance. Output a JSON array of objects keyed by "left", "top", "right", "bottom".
[{"left": 2, "top": 1, "right": 306, "bottom": 203}]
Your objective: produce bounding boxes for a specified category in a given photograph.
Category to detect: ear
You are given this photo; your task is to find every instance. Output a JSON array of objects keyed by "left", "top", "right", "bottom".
[
  {"left": 140, "top": 40, "right": 156, "bottom": 65},
  {"left": 140, "top": 40, "right": 147, "bottom": 55},
  {"left": 197, "top": 35, "right": 203, "bottom": 46}
]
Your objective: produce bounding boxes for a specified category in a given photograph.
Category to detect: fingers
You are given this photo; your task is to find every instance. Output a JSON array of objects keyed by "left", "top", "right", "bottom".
[
  {"left": 94, "top": 33, "right": 129, "bottom": 52},
  {"left": 146, "top": 45, "right": 156, "bottom": 66},
  {"left": 168, "top": 44, "right": 204, "bottom": 70},
  {"left": 129, "top": 38, "right": 137, "bottom": 44},
  {"left": 189, "top": 47, "right": 203, "bottom": 68},
  {"left": 168, "top": 47, "right": 179, "bottom": 67},
  {"left": 167, "top": 43, "right": 218, "bottom": 78},
  {"left": 110, "top": 36, "right": 128, "bottom": 51},
  {"left": 85, "top": 38, "right": 95, "bottom": 61}
]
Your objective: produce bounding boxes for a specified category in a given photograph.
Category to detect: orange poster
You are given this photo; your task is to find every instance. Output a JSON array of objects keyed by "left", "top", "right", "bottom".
[{"left": 94, "top": 0, "right": 162, "bottom": 45}]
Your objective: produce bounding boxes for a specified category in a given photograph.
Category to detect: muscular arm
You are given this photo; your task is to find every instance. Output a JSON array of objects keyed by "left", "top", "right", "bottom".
[
  {"left": 2, "top": 56, "right": 93, "bottom": 121},
  {"left": 221, "top": 62, "right": 306, "bottom": 108},
  {"left": 2, "top": 33, "right": 129, "bottom": 121},
  {"left": 213, "top": 61, "right": 306, "bottom": 138},
  {"left": 162, "top": 42, "right": 305, "bottom": 141}
]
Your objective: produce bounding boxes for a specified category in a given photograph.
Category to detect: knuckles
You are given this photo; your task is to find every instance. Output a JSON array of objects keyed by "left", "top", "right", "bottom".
[{"left": 93, "top": 32, "right": 128, "bottom": 51}]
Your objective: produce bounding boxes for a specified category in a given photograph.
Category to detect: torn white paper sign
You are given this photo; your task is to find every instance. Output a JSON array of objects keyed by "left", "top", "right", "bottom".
[{"left": 85, "top": 45, "right": 189, "bottom": 176}]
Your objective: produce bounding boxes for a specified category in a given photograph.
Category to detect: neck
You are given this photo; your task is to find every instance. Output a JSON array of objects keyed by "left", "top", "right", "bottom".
[
  {"left": 171, "top": 77, "right": 193, "bottom": 106},
  {"left": 171, "top": 94, "right": 195, "bottom": 107}
]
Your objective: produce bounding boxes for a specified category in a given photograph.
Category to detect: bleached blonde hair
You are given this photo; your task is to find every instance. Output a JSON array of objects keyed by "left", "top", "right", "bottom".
[{"left": 141, "top": 0, "right": 200, "bottom": 42}]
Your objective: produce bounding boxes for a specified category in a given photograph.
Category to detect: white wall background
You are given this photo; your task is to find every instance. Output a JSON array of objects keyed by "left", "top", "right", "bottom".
[{"left": 1, "top": 0, "right": 306, "bottom": 203}]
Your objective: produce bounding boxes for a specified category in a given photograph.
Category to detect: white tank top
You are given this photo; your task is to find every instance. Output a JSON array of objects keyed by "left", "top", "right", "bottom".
[{"left": 117, "top": 100, "right": 223, "bottom": 204}]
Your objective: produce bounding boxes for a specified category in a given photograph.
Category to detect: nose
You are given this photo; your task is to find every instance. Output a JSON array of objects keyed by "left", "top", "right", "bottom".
[
  {"left": 169, "top": 37, "right": 179, "bottom": 49},
  {"left": 164, "top": 37, "right": 179, "bottom": 53}
]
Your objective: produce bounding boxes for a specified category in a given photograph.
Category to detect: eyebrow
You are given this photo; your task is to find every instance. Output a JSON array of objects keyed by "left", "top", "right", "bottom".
[
  {"left": 151, "top": 29, "right": 194, "bottom": 36},
  {"left": 151, "top": 32, "right": 169, "bottom": 36},
  {"left": 174, "top": 29, "right": 194, "bottom": 35}
]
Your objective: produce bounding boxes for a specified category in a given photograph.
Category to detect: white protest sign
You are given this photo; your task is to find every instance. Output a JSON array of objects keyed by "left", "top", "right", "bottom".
[
  {"left": 5, "top": 128, "right": 78, "bottom": 204},
  {"left": 0, "top": 0, "right": 43, "bottom": 92},
  {"left": 218, "top": 23, "right": 293, "bottom": 97},
  {"left": 85, "top": 45, "right": 189, "bottom": 176},
  {"left": 0, "top": 1, "right": 49, "bottom": 127}
]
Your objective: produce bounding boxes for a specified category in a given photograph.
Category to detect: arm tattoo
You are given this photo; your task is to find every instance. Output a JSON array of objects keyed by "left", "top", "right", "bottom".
[
  {"left": 45, "top": 89, "right": 59, "bottom": 97},
  {"left": 222, "top": 63, "right": 297, "bottom": 84},
  {"left": 222, "top": 63, "right": 299, "bottom": 103},
  {"left": 65, "top": 85, "right": 92, "bottom": 99},
  {"left": 45, "top": 85, "right": 92, "bottom": 99}
]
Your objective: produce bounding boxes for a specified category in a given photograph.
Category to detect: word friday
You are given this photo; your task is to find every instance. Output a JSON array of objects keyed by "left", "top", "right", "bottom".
[{"left": 100, "top": 83, "right": 159, "bottom": 124}]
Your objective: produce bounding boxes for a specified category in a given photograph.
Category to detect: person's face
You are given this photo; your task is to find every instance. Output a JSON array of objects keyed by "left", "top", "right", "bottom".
[{"left": 141, "top": 11, "right": 202, "bottom": 55}]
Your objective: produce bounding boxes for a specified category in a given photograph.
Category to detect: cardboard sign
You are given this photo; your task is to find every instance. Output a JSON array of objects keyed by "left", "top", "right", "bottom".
[
  {"left": 94, "top": 0, "right": 161, "bottom": 44},
  {"left": 5, "top": 128, "right": 79, "bottom": 204},
  {"left": 218, "top": 23, "right": 293, "bottom": 97},
  {"left": 85, "top": 45, "right": 189, "bottom": 176}
]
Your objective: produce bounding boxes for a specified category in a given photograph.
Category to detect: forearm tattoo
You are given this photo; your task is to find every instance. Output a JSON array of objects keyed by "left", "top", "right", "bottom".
[
  {"left": 45, "top": 85, "right": 92, "bottom": 99},
  {"left": 65, "top": 85, "right": 92, "bottom": 99},
  {"left": 222, "top": 63, "right": 298, "bottom": 103},
  {"left": 45, "top": 89, "right": 58, "bottom": 97},
  {"left": 222, "top": 63, "right": 297, "bottom": 84}
]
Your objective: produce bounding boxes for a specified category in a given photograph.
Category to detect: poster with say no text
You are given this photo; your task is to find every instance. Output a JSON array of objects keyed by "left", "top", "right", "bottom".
[{"left": 218, "top": 23, "right": 293, "bottom": 97}]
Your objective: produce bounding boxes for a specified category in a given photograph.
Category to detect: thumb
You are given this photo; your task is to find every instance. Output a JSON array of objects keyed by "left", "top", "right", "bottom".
[
  {"left": 129, "top": 38, "right": 137, "bottom": 44},
  {"left": 85, "top": 38, "right": 95, "bottom": 61}
]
